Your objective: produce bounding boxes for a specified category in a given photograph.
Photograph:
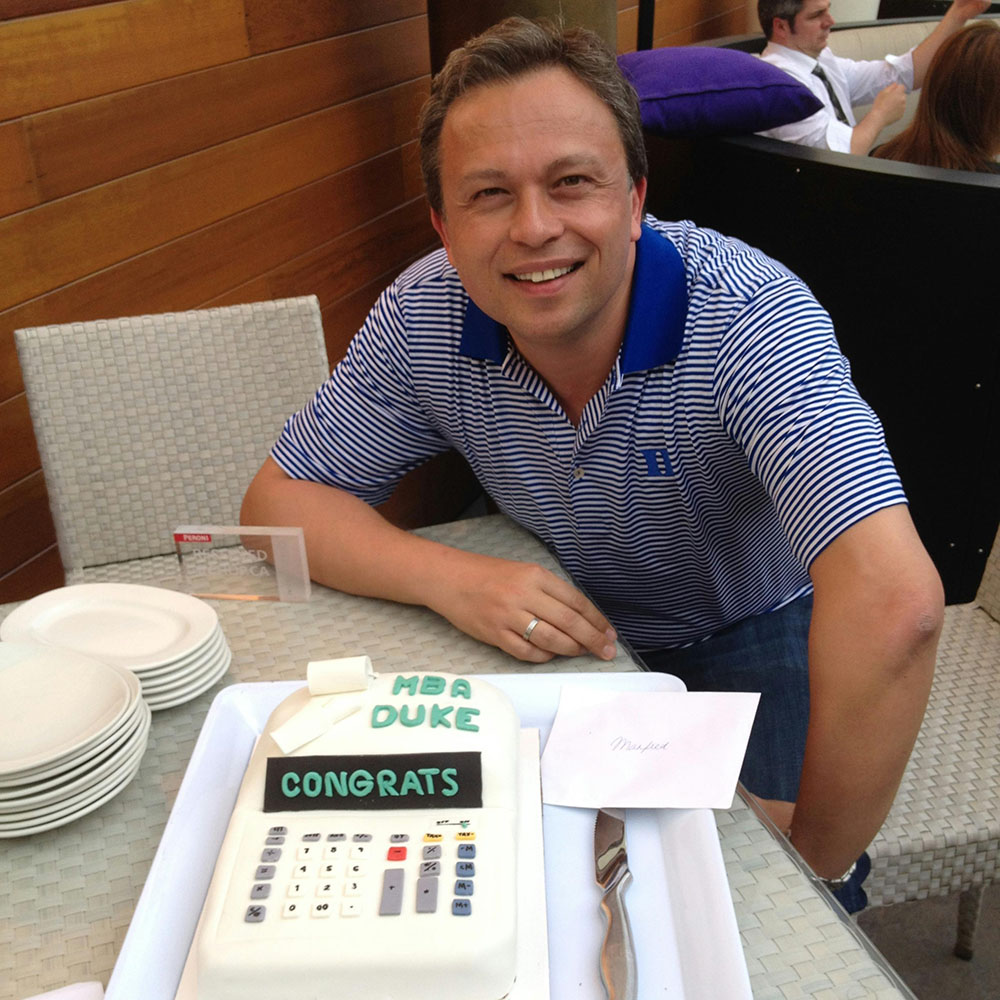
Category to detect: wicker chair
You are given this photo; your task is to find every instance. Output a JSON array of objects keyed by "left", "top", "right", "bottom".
[
  {"left": 867, "top": 526, "right": 1000, "bottom": 958},
  {"left": 14, "top": 296, "right": 329, "bottom": 572}
]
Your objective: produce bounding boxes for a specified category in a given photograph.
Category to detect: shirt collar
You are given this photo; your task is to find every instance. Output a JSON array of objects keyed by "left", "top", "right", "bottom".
[
  {"left": 459, "top": 222, "right": 687, "bottom": 372},
  {"left": 764, "top": 41, "right": 824, "bottom": 71}
]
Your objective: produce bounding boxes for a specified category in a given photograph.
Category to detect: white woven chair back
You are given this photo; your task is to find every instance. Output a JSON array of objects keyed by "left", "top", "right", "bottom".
[
  {"left": 15, "top": 296, "right": 329, "bottom": 571},
  {"left": 978, "top": 526, "right": 1000, "bottom": 623}
]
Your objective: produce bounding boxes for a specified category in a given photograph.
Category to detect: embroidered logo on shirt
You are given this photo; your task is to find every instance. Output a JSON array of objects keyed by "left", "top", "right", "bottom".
[{"left": 640, "top": 447, "right": 674, "bottom": 477}]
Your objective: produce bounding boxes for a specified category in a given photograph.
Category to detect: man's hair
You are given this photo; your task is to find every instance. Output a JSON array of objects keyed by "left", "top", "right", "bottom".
[
  {"left": 873, "top": 20, "right": 1000, "bottom": 172},
  {"left": 758, "top": 0, "right": 806, "bottom": 39},
  {"left": 417, "top": 15, "right": 647, "bottom": 216}
]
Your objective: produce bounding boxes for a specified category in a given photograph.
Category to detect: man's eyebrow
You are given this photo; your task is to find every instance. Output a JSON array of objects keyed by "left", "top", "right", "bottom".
[{"left": 457, "top": 154, "right": 606, "bottom": 186}]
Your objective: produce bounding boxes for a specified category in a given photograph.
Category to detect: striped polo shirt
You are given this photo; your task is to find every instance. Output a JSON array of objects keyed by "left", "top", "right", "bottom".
[{"left": 272, "top": 217, "right": 906, "bottom": 651}]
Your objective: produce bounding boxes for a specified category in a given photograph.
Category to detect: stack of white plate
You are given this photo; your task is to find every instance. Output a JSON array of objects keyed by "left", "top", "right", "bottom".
[
  {"left": 0, "top": 641, "right": 152, "bottom": 838},
  {"left": 0, "top": 583, "right": 232, "bottom": 711}
]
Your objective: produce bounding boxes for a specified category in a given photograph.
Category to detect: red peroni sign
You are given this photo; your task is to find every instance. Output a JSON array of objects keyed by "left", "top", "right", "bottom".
[{"left": 174, "top": 532, "right": 212, "bottom": 543}]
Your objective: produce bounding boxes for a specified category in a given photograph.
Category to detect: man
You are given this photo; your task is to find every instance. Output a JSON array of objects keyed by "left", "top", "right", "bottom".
[
  {"left": 758, "top": 0, "right": 990, "bottom": 153},
  {"left": 242, "top": 17, "right": 943, "bottom": 910}
]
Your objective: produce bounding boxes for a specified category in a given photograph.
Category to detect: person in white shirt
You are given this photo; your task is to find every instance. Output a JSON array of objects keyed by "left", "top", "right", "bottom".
[{"left": 757, "top": 0, "right": 991, "bottom": 153}]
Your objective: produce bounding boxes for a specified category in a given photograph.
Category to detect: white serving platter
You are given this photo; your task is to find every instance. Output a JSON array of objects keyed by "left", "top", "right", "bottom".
[{"left": 106, "top": 672, "right": 751, "bottom": 1000}]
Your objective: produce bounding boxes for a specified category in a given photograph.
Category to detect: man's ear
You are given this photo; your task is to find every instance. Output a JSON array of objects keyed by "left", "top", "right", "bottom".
[
  {"left": 631, "top": 176, "right": 648, "bottom": 242},
  {"left": 771, "top": 15, "right": 791, "bottom": 42},
  {"left": 430, "top": 206, "right": 451, "bottom": 258}
]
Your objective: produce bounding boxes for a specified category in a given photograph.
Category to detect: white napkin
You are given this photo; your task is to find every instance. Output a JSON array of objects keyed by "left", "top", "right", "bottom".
[{"left": 21, "top": 984, "right": 104, "bottom": 1000}]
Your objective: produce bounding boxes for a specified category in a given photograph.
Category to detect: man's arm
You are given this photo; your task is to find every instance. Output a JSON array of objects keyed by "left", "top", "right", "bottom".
[
  {"left": 241, "top": 457, "right": 619, "bottom": 663},
  {"left": 849, "top": 82, "right": 907, "bottom": 154},
  {"left": 789, "top": 504, "right": 943, "bottom": 880},
  {"left": 911, "top": 0, "right": 991, "bottom": 87}
]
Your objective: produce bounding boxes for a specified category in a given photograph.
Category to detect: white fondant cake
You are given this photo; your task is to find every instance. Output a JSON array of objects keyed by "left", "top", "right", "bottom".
[{"left": 188, "top": 671, "right": 521, "bottom": 1000}]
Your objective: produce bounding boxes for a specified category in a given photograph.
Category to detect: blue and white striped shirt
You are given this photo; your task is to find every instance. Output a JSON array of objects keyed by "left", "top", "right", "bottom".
[{"left": 272, "top": 218, "right": 906, "bottom": 650}]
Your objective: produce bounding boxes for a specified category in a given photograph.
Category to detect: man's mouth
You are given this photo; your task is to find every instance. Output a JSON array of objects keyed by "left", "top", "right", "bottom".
[{"left": 509, "top": 262, "right": 582, "bottom": 284}]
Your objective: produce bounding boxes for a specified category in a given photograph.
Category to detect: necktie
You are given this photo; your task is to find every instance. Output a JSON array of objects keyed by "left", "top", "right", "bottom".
[{"left": 812, "top": 63, "right": 849, "bottom": 124}]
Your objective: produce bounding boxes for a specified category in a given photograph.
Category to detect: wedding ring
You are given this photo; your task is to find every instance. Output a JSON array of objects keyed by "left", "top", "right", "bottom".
[{"left": 522, "top": 617, "right": 541, "bottom": 642}]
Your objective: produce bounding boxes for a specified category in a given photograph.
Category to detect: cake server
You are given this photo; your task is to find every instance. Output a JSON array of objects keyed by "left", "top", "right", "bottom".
[{"left": 594, "top": 808, "right": 637, "bottom": 1000}]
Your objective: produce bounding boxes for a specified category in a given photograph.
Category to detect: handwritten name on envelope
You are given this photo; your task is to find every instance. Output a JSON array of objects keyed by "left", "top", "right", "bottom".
[{"left": 540, "top": 687, "right": 760, "bottom": 809}]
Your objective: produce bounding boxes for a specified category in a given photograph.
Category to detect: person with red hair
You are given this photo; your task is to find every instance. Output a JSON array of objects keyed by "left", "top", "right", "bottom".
[{"left": 873, "top": 19, "right": 1000, "bottom": 173}]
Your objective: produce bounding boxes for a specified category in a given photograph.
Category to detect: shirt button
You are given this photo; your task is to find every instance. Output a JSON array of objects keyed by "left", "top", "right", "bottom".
[{"left": 573, "top": 467, "right": 585, "bottom": 480}]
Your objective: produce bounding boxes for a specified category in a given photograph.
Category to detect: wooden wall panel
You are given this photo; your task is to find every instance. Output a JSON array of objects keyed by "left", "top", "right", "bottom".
[
  {"left": 1, "top": 79, "right": 429, "bottom": 311},
  {"left": 0, "top": 394, "right": 40, "bottom": 490},
  {"left": 244, "top": 0, "right": 425, "bottom": 53},
  {"left": 26, "top": 18, "right": 429, "bottom": 201},
  {"left": 0, "top": 0, "right": 250, "bottom": 119},
  {"left": 0, "top": 121, "right": 38, "bottom": 215},
  {"left": 0, "top": 472, "right": 55, "bottom": 577}
]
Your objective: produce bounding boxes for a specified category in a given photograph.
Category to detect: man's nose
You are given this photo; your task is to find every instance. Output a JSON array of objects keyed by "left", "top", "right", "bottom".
[{"left": 509, "top": 191, "right": 562, "bottom": 245}]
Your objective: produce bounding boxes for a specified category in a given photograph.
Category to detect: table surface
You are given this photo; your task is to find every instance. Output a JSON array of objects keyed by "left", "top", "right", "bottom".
[{"left": 0, "top": 514, "right": 916, "bottom": 1000}]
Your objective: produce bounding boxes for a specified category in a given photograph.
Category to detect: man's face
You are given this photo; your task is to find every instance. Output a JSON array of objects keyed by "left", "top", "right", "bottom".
[
  {"left": 780, "top": 0, "right": 835, "bottom": 58},
  {"left": 430, "top": 66, "right": 646, "bottom": 356}
]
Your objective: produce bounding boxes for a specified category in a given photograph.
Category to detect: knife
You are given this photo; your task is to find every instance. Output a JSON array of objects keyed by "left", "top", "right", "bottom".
[{"left": 594, "top": 808, "right": 637, "bottom": 1000}]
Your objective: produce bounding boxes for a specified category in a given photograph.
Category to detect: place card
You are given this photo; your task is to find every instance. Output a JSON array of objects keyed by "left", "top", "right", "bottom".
[
  {"left": 172, "top": 524, "right": 311, "bottom": 602},
  {"left": 540, "top": 686, "right": 759, "bottom": 809}
]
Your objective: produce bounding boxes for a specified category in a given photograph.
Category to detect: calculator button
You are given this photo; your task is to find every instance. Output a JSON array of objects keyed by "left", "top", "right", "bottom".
[
  {"left": 296, "top": 845, "right": 317, "bottom": 860},
  {"left": 344, "top": 879, "right": 363, "bottom": 896},
  {"left": 268, "top": 826, "right": 288, "bottom": 837},
  {"left": 456, "top": 861, "right": 475, "bottom": 877},
  {"left": 245, "top": 905, "right": 267, "bottom": 922},
  {"left": 457, "top": 844, "right": 476, "bottom": 859},
  {"left": 250, "top": 883, "right": 271, "bottom": 899},
  {"left": 254, "top": 865, "right": 276, "bottom": 880},
  {"left": 419, "top": 861, "right": 441, "bottom": 877},
  {"left": 350, "top": 844, "right": 369, "bottom": 859},
  {"left": 347, "top": 861, "right": 368, "bottom": 876},
  {"left": 265, "top": 835, "right": 285, "bottom": 845},
  {"left": 260, "top": 847, "right": 282, "bottom": 863},
  {"left": 326, "top": 833, "right": 347, "bottom": 842},
  {"left": 287, "top": 883, "right": 305, "bottom": 897},
  {"left": 389, "top": 833, "right": 409, "bottom": 843},
  {"left": 310, "top": 901, "right": 333, "bottom": 918},
  {"left": 455, "top": 831, "right": 476, "bottom": 841},
  {"left": 415, "top": 876, "right": 439, "bottom": 913},
  {"left": 422, "top": 845, "right": 442, "bottom": 860},
  {"left": 424, "top": 833, "right": 443, "bottom": 842},
  {"left": 316, "top": 882, "right": 336, "bottom": 897},
  {"left": 379, "top": 868, "right": 405, "bottom": 916},
  {"left": 387, "top": 846, "right": 407, "bottom": 861},
  {"left": 325, "top": 844, "right": 344, "bottom": 859},
  {"left": 293, "top": 863, "right": 314, "bottom": 878},
  {"left": 301, "top": 832, "right": 321, "bottom": 842},
  {"left": 452, "top": 899, "right": 472, "bottom": 916},
  {"left": 353, "top": 833, "right": 373, "bottom": 842},
  {"left": 282, "top": 901, "right": 303, "bottom": 918},
  {"left": 454, "top": 879, "right": 474, "bottom": 896},
  {"left": 341, "top": 901, "right": 362, "bottom": 917}
]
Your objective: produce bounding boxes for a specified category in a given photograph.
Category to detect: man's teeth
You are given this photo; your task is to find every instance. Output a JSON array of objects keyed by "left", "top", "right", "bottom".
[{"left": 514, "top": 265, "right": 575, "bottom": 283}]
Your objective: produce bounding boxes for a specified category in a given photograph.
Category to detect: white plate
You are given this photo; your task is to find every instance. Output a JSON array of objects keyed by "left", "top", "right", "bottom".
[
  {"left": 0, "top": 703, "right": 151, "bottom": 811},
  {"left": 0, "top": 642, "right": 141, "bottom": 776},
  {"left": 138, "top": 634, "right": 229, "bottom": 693},
  {"left": 107, "top": 673, "right": 752, "bottom": 1000},
  {"left": 0, "top": 708, "right": 150, "bottom": 825},
  {"left": 0, "top": 691, "right": 146, "bottom": 790},
  {"left": 0, "top": 584, "right": 218, "bottom": 670},
  {"left": 134, "top": 625, "right": 225, "bottom": 679},
  {"left": 145, "top": 647, "right": 232, "bottom": 712},
  {"left": 0, "top": 746, "right": 147, "bottom": 839}
]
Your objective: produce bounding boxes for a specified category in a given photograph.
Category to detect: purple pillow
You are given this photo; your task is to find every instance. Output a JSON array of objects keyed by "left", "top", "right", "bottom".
[{"left": 618, "top": 46, "right": 823, "bottom": 136}]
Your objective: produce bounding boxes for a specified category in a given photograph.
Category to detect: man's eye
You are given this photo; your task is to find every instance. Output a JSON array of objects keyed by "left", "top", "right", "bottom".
[
  {"left": 559, "top": 175, "right": 586, "bottom": 187},
  {"left": 474, "top": 187, "right": 505, "bottom": 200}
]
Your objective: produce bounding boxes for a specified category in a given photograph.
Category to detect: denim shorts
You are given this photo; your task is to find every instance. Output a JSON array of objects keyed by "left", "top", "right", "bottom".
[
  {"left": 639, "top": 592, "right": 870, "bottom": 913},
  {"left": 639, "top": 593, "right": 813, "bottom": 802}
]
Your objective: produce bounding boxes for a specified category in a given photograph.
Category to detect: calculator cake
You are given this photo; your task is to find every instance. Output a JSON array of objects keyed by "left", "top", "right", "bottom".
[{"left": 187, "top": 671, "right": 521, "bottom": 1000}]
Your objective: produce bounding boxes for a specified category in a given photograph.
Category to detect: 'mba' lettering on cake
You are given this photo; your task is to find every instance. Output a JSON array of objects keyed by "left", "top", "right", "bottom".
[{"left": 370, "top": 674, "right": 480, "bottom": 731}]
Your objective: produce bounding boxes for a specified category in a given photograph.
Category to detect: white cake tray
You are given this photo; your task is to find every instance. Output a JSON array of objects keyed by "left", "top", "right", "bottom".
[{"left": 106, "top": 672, "right": 751, "bottom": 1000}]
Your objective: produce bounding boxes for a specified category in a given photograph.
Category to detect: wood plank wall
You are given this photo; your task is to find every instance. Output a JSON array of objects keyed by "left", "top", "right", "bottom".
[{"left": 0, "top": 0, "right": 752, "bottom": 603}]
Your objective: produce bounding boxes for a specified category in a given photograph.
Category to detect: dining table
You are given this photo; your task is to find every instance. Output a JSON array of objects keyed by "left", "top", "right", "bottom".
[{"left": 0, "top": 513, "right": 918, "bottom": 1000}]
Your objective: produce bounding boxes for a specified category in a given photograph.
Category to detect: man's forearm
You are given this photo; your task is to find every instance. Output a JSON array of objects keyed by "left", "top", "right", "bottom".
[{"left": 789, "top": 508, "right": 943, "bottom": 879}]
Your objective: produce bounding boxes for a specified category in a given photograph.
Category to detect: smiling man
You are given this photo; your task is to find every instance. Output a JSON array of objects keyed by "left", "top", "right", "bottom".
[
  {"left": 242, "top": 17, "right": 944, "bottom": 912},
  {"left": 758, "top": 0, "right": 989, "bottom": 152}
]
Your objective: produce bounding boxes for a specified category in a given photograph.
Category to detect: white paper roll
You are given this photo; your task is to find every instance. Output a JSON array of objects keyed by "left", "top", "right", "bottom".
[{"left": 306, "top": 655, "right": 375, "bottom": 695}]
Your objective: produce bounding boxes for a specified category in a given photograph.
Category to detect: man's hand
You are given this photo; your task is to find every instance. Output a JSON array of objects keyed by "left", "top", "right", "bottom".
[
  {"left": 850, "top": 83, "right": 907, "bottom": 153},
  {"left": 949, "top": 0, "right": 991, "bottom": 21},
  {"left": 426, "top": 551, "right": 619, "bottom": 664},
  {"left": 870, "top": 82, "right": 907, "bottom": 126}
]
